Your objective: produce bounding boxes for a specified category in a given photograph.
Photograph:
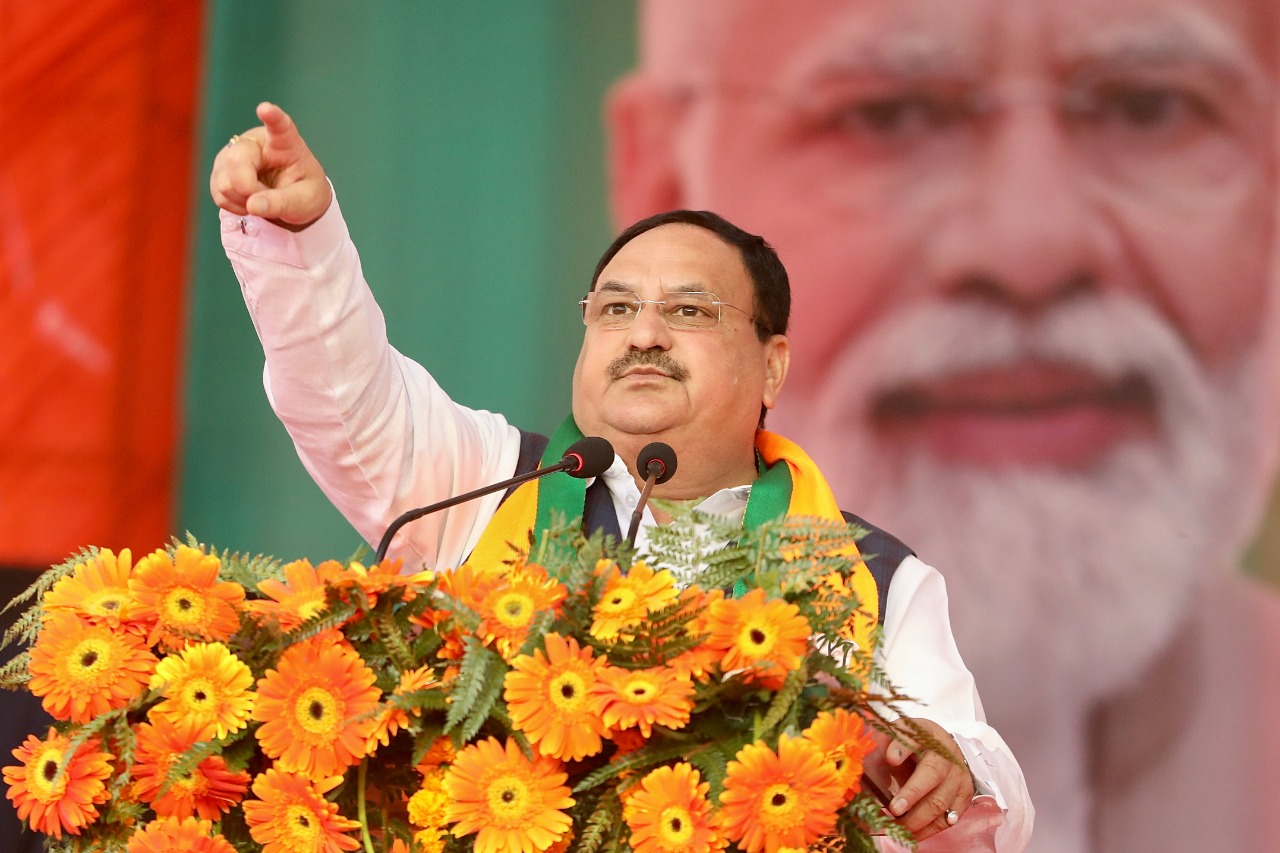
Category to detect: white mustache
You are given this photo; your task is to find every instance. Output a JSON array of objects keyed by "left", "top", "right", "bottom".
[
  {"left": 817, "top": 292, "right": 1214, "bottom": 431},
  {"left": 784, "top": 290, "right": 1268, "bottom": 702}
]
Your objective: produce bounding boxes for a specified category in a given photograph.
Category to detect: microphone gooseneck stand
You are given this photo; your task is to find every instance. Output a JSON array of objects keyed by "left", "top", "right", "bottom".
[
  {"left": 374, "top": 435, "right": 614, "bottom": 562},
  {"left": 625, "top": 441, "right": 679, "bottom": 547}
]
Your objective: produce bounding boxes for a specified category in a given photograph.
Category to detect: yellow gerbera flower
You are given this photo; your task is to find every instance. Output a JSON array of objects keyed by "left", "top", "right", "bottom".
[
  {"left": 27, "top": 611, "right": 156, "bottom": 723},
  {"left": 444, "top": 737, "right": 574, "bottom": 853},
  {"left": 590, "top": 560, "right": 679, "bottom": 641},
  {"left": 130, "top": 545, "right": 244, "bottom": 651},
  {"left": 41, "top": 548, "right": 144, "bottom": 632},
  {"left": 592, "top": 665, "right": 695, "bottom": 737},
  {"left": 2, "top": 728, "right": 113, "bottom": 839},
  {"left": 245, "top": 558, "right": 333, "bottom": 631},
  {"left": 624, "top": 763, "right": 726, "bottom": 853},
  {"left": 719, "top": 735, "right": 845, "bottom": 853},
  {"left": 505, "top": 633, "right": 610, "bottom": 761},
  {"left": 148, "top": 641, "right": 256, "bottom": 740},
  {"left": 242, "top": 769, "right": 361, "bottom": 853},
  {"left": 253, "top": 633, "right": 381, "bottom": 777}
]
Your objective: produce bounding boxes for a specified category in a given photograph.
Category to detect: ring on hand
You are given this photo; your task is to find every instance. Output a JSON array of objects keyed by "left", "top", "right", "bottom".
[
  {"left": 945, "top": 809, "right": 960, "bottom": 826},
  {"left": 225, "top": 134, "right": 261, "bottom": 150}
]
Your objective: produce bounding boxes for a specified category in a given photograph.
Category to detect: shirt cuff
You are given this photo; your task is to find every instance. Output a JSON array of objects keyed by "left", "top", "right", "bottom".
[
  {"left": 219, "top": 180, "right": 346, "bottom": 271},
  {"left": 952, "top": 732, "right": 1008, "bottom": 811}
]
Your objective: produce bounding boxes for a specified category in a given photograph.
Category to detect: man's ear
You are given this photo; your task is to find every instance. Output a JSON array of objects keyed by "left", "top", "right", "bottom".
[
  {"left": 606, "top": 74, "right": 687, "bottom": 228},
  {"left": 762, "top": 334, "right": 790, "bottom": 411}
]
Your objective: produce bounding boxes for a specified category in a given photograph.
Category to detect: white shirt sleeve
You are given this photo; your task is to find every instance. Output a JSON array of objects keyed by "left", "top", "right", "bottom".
[
  {"left": 219, "top": 193, "right": 521, "bottom": 570},
  {"left": 218, "top": 195, "right": 1032, "bottom": 849},
  {"left": 877, "top": 556, "right": 1035, "bottom": 851}
]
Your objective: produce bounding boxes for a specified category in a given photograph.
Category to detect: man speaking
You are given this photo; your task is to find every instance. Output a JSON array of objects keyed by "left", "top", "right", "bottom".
[{"left": 211, "top": 101, "right": 1031, "bottom": 850}]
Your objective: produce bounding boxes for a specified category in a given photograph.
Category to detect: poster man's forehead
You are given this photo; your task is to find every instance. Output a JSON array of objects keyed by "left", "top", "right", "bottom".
[{"left": 639, "top": 0, "right": 1278, "bottom": 89}]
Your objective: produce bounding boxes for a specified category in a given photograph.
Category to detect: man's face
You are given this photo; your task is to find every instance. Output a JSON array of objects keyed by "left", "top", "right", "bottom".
[
  {"left": 637, "top": 0, "right": 1276, "bottom": 468},
  {"left": 571, "top": 223, "right": 786, "bottom": 480},
  {"left": 614, "top": 0, "right": 1278, "bottom": 696}
]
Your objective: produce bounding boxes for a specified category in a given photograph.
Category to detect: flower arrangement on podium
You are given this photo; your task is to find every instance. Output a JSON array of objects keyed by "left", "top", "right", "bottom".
[{"left": 1, "top": 511, "right": 924, "bottom": 853}]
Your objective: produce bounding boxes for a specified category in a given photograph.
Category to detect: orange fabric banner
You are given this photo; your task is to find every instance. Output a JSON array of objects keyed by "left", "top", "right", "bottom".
[{"left": 0, "top": 0, "right": 203, "bottom": 565}]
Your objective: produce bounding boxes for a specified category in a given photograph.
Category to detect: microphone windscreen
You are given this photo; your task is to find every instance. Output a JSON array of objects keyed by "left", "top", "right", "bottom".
[
  {"left": 637, "top": 442, "right": 678, "bottom": 485},
  {"left": 561, "top": 436, "right": 615, "bottom": 478}
]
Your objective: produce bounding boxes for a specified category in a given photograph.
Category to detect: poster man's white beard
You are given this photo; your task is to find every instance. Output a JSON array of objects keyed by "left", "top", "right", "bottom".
[{"left": 775, "top": 293, "right": 1265, "bottom": 704}]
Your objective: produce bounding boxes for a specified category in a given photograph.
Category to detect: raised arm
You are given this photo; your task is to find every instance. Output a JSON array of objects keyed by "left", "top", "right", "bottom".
[{"left": 211, "top": 104, "right": 521, "bottom": 569}]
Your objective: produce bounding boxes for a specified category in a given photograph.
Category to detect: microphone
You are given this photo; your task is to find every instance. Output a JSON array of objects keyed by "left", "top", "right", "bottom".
[
  {"left": 625, "top": 442, "right": 678, "bottom": 547},
  {"left": 374, "top": 436, "right": 614, "bottom": 562}
]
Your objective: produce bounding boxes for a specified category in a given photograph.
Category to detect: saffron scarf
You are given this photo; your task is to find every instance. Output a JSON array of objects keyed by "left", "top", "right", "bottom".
[{"left": 466, "top": 417, "right": 880, "bottom": 650}]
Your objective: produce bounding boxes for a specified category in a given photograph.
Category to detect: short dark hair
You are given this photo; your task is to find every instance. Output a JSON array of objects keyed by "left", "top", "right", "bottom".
[{"left": 590, "top": 209, "right": 790, "bottom": 342}]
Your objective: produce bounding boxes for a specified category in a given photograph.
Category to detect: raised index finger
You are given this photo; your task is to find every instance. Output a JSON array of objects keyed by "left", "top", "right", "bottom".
[{"left": 256, "top": 101, "right": 300, "bottom": 151}]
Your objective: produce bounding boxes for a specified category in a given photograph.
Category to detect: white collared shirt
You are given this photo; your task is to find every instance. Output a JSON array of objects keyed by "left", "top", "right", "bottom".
[{"left": 221, "top": 195, "right": 1033, "bottom": 851}]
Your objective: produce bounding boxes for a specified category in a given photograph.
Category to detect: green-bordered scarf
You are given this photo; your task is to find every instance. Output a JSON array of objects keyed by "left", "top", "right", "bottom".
[{"left": 466, "top": 416, "right": 880, "bottom": 650}]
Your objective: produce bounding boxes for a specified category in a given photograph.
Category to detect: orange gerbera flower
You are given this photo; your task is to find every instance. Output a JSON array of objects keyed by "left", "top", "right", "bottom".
[
  {"left": 253, "top": 634, "right": 381, "bottom": 777},
  {"left": 148, "top": 641, "right": 256, "bottom": 739},
  {"left": 242, "top": 769, "right": 361, "bottom": 853},
  {"left": 131, "top": 718, "right": 251, "bottom": 820},
  {"left": 246, "top": 559, "right": 333, "bottom": 631},
  {"left": 593, "top": 665, "right": 695, "bottom": 737},
  {"left": 504, "top": 633, "right": 610, "bottom": 761},
  {"left": 667, "top": 644, "right": 722, "bottom": 683},
  {"left": 415, "top": 736, "right": 456, "bottom": 774},
  {"left": 130, "top": 546, "right": 244, "bottom": 651},
  {"left": 41, "top": 548, "right": 144, "bottom": 632},
  {"left": 705, "top": 588, "right": 811, "bottom": 688},
  {"left": 590, "top": 560, "right": 679, "bottom": 641},
  {"left": 719, "top": 735, "right": 846, "bottom": 853},
  {"left": 3, "top": 728, "right": 112, "bottom": 838},
  {"left": 624, "top": 763, "right": 726, "bottom": 853},
  {"left": 668, "top": 587, "right": 722, "bottom": 681},
  {"left": 610, "top": 727, "right": 648, "bottom": 756},
  {"left": 546, "top": 828, "right": 575, "bottom": 853},
  {"left": 334, "top": 558, "right": 433, "bottom": 608},
  {"left": 474, "top": 563, "right": 567, "bottom": 660},
  {"left": 802, "top": 709, "right": 876, "bottom": 801},
  {"left": 368, "top": 665, "right": 439, "bottom": 752},
  {"left": 126, "top": 815, "right": 237, "bottom": 853},
  {"left": 27, "top": 611, "right": 156, "bottom": 723},
  {"left": 436, "top": 562, "right": 492, "bottom": 610},
  {"left": 444, "top": 737, "right": 574, "bottom": 853}
]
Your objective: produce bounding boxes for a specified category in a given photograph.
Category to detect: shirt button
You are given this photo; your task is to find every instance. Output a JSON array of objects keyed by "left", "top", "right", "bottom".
[{"left": 625, "top": 494, "right": 637, "bottom": 507}]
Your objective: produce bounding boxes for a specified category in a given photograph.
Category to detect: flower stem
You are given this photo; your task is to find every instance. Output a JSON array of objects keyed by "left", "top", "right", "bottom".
[{"left": 358, "top": 758, "right": 375, "bottom": 853}]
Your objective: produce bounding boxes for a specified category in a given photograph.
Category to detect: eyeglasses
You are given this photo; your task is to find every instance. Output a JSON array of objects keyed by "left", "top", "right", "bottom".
[
  {"left": 689, "top": 74, "right": 1275, "bottom": 210},
  {"left": 579, "top": 290, "right": 755, "bottom": 330}
]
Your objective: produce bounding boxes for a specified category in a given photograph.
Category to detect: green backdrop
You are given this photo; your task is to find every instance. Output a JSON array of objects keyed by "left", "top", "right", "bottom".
[{"left": 181, "top": 2, "right": 636, "bottom": 560}]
